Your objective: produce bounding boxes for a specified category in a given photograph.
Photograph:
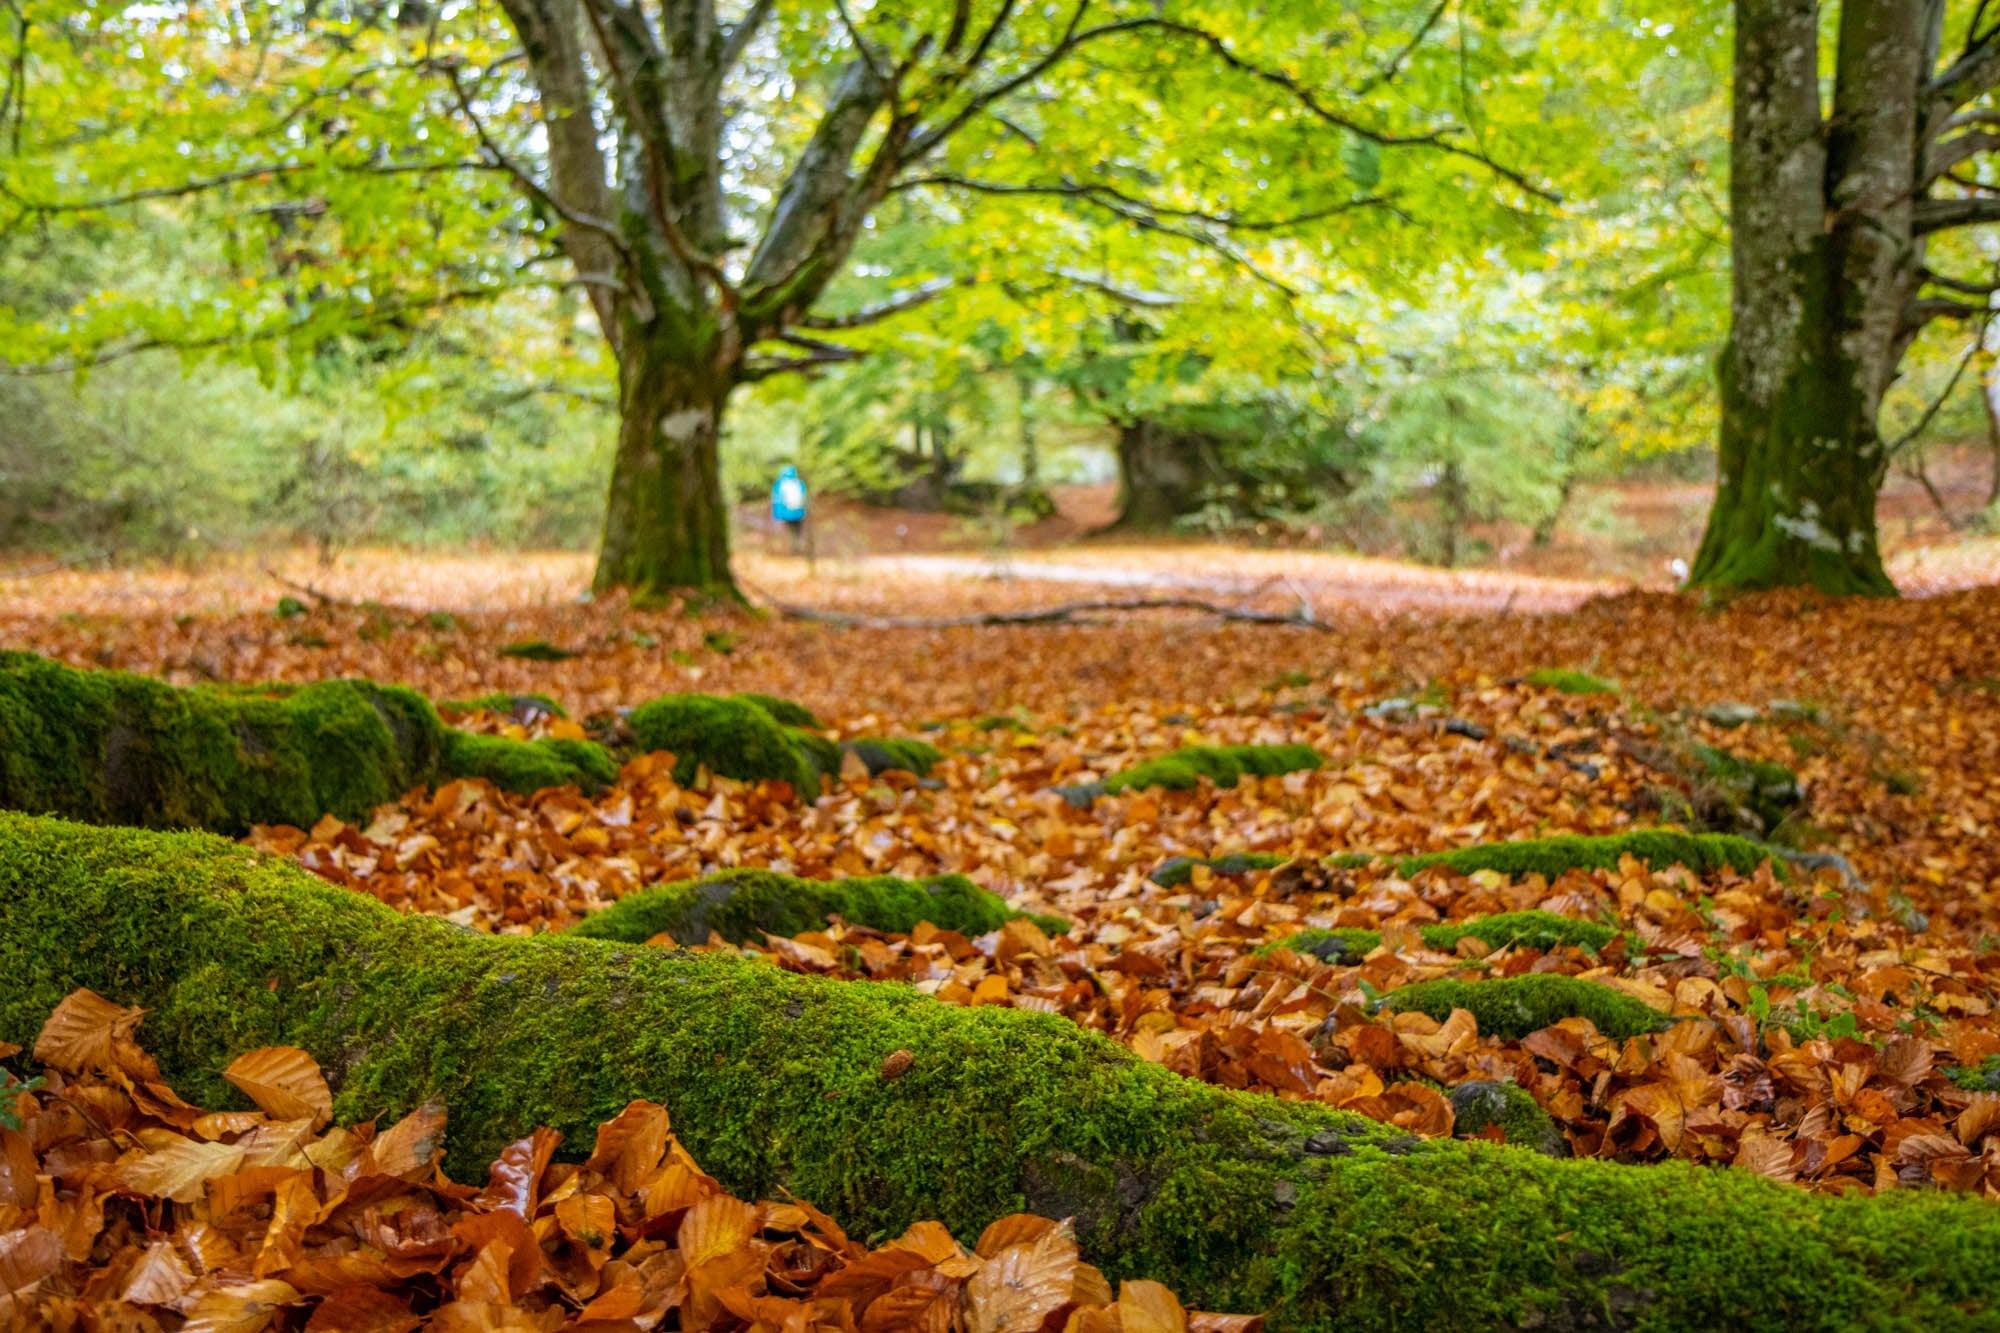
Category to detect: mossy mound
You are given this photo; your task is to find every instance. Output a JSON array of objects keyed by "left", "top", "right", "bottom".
[
  {"left": 844, "top": 737, "right": 945, "bottom": 779},
  {"left": 733, "top": 693, "right": 823, "bottom": 729},
  {"left": 2, "top": 815, "right": 1997, "bottom": 1330},
  {"left": 1150, "top": 852, "right": 1289, "bottom": 888},
  {"left": 439, "top": 732, "right": 619, "bottom": 798},
  {"left": 1266, "top": 911, "right": 1620, "bottom": 961},
  {"left": 627, "top": 693, "right": 828, "bottom": 797},
  {"left": 570, "top": 867, "right": 1063, "bottom": 945},
  {"left": 1450, "top": 1080, "right": 1568, "bottom": 1158},
  {"left": 1690, "top": 745, "right": 1804, "bottom": 835},
  {"left": 1382, "top": 975, "right": 1669, "bottom": 1041},
  {"left": 0, "top": 653, "right": 616, "bottom": 833},
  {"left": 1396, "top": 831, "right": 1776, "bottom": 881},
  {"left": 1524, "top": 668, "right": 1619, "bottom": 695},
  {"left": 1102, "top": 744, "right": 1321, "bottom": 795}
]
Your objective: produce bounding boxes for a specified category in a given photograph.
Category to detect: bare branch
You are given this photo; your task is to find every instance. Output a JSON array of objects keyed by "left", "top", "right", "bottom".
[
  {"left": 1931, "top": 27, "right": 2000, "bottom": 121},
  {"left": 739, "top": 344, "right": 867, "bottom": 381},
  {"left": 1921, "top": 266, "right": 2000, "bottom": 296},
  {"left": 1350, "top": 0, "right": 1450, "bottom": 96},
  {"left": 1914, "top": 193, "right": 2000, "bottom": 233},
  {"left": 1926, "top": 129, "right": 2000, "bottom": 183},
  {"left": 830, "top": 0, "right": 891, "bottom": 81},
  {"left": 748, "top": 588, "right": 1337, "bottom": 632},
  {"left": 720, "top": 0, "right": 775, "bottom": 71},
  {"left": 897, "top": 172, "right": 1400, "bottom": 230},
  {"left": 1906, "top": 295, "right": 1990, "bottom": 327},
  {"left": 1888, "top": 320, "right": 1986, "bottom": 456},
  {"left": 795, "top": 278, "right": 952, "bottom": 328}
]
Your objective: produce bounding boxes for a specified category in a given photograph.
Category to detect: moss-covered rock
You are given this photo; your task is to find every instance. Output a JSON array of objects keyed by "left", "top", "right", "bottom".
[
  {"left": 1396, "top": 831, "right": 1776, "bottom": 881},
  {"left": 1449, "top": 1080, "right": 1568, "bottom": 1157},
  {"left": 1689, "top": 745, "right": 1804, "bottom": 835},
  {"left": 1524, "top": 668, "right": 1620, "bottom": 695},
  {"left": 1265, "top": 911, "right": 1620, "bottom": 961},
  {"left": 1382, "top": 975, "right": 1670, "bottom": 1041},
  {"left": 1101, "top": 744, "right": 1321, "bottom": 795},
  {"left": 2, "top": 814, "right": 1997, "bottom": 1331},
  {"left": 627, "top": 693, "right": 827, "bottom": 797},
  {"left": 442, "top": 691, "right": 567, "bottom": 719},
  {"left": 733, "top": 693, "right": 823, "bottom": 729},
  {"left": 569, "top": 868, "right": 1043, "bottom": 945},
  {"left": 844, "top": 737, "right": 945, "bottom": 779},
  {"left": 439, "top": 731, "right": 619, "bottom": 798},
  {"left": 1150, "top": 852, "right": 1289, "bottom": 888},
  {"left": 0, "top": 654, "right": 620, "bottom": 832}
]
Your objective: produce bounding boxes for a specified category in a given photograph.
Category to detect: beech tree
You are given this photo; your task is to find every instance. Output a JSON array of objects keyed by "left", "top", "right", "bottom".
[
  {"left": 1693, "top": 0, "right": 2000, "bottom": 594},
  {"left": 2, "top": 0, "right": 1567, "bottom": 602}
]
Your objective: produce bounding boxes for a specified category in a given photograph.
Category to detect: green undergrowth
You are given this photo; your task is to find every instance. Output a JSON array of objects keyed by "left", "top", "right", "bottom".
[
  {"left": 0, "top": 653, "right": 615, "bottom": 833},
  {"left": 1102, "top": 744, "right": 1322, "bottom": 795},
  {"left": 1, "top": 814, "right": 1996, "bottom": 1330},
  {"left": 1947, "top": 1056, "right": 2000, "bottom": 1093},
  {"left": 1524, "top": 668, "right": 1620, "bottom": 695},
  {"left": 1382, "top": 975, "right": 1669, "bottom": 1040},
  {"left": 570, "top": 867, "right": 1066, "bottom": 945},
  {"left": 1265, "top": 911, "right": 1621, "bottom": 962}
]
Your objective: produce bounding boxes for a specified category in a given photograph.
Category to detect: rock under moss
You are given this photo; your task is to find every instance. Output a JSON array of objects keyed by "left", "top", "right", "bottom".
[
  {"left": 1265, "top": 911, "right": 1620, "bottom": 961},
  {"left": 1101, "top": 744, "right": 1321, "bottom": 795},
  {"left": 1382, "top": 975, "right": 1670, "bottom": 1041},
  {"left": 442, "top": 691, "right": 568, "bottom": 719},
  {"left": 0, "top": 653, "right": 619, "bottom": 832},
  {"left": 1150, "top": 852, "right": 1290, "bottom": 889},
  {"left": 626, "top": 693, "right": 827, "bottom": 797},
  {"left": 1450, "top": 1080, "right": 1568, "bottom": 1158},
  {"left": 2, "top": 814, "right": 1997, "bottom": 1331},
  {"left": 1689, "top": 745, "right": 1804, "bottom": 835},
  {"left": 844, "top": 737, "right": 945, "bottom": 779},
  {"left": 569, "top": 867, "right": 1060, "bottom": 945}
]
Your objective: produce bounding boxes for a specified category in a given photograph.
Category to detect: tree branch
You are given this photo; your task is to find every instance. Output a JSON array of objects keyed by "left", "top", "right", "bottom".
[
  {"left": 794, "top": 278, "right": 953, "bottom": 328},
  {"left": 747, "top": 588, "right": 1336, "bottom": 632},
  {"left": 1914, "top": 194, "right": 2000, "bottom": 233},
  {"left": 1926, "top": 129, "right": 2000, "bottom": 184},
  {"left": 1930, "top": 27, "right": 2000, "bottom": 121},
  {"left": 1350, "top": 0, "right": 1450, "bottom": 96},
  {"left": 896, "top": 172, "right": 1400, "bottom": 231},
  {"left": 719, "top": 0, "right": 774, "bottom": 71}
]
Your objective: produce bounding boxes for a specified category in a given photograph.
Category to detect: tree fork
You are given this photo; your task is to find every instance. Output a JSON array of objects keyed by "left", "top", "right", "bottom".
[{"left": 2, "top": 813, "right": 1997, "bottom": 1332}]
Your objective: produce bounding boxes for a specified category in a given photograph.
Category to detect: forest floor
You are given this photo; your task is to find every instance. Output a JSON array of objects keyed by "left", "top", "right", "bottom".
[{"left": 6, "top": 548, "right": 2000, "bottom": 1209}]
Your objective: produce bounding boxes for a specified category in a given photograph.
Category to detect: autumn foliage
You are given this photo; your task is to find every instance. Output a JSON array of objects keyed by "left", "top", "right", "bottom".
[{"left": 0, "top": 988, "right": 1256, "bottom": 1332}]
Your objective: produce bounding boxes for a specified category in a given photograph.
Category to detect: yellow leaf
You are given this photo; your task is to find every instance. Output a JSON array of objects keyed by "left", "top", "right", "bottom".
[{"left": 223, "top": 1047, "right": 332, "bottom": 1130}]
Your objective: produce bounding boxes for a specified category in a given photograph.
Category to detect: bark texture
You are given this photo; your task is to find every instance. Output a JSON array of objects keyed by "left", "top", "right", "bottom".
[
  {"left": 1690, "top": 0, "right": 2000, "bottom": 591},
  {"left": 1112, "top": 419, "right": 1223, "bottom": 530},
  {"left": 5, "top": 813, "right": 2000, "bottom": 1332}
]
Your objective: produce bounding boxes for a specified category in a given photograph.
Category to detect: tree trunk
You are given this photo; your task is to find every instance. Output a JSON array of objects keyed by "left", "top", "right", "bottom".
[
  {"left": 1112, "top": 419, "right": 1216, "bottom": 530},
  {"left": 1983, "top": 357, "right": 2000, "bottom": 510},
  {"left": 593, "top": 342, "right": 739, "bottom": 605},
  {"left": 9, "top": 813, "right": 2000, "bottom": 1332},
  {"left": 1689, "top": 0, "right": 1930, "bottom": 596}
]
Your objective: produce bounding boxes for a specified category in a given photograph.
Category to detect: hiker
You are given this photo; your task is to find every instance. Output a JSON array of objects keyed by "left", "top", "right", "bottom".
[{"left": 772, "top": 464, "right": 808, "bottom": 554}]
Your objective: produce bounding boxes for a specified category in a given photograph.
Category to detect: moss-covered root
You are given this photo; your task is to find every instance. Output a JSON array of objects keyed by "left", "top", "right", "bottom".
[
  {"left": 1265, "top": 911, "right": 1620, "bottom": 961},
  {"left": 1102, "top": 744, "right": 1321, "bottom": 795},
  {"left": 626, "top": 693, "right": 826, "bottom": 797},
  {"left": 440, "top": 732, "right": 619, "bottom": 797},
  {"left": 5, "top": 815, "right": 2000, "bottom": 1332},
  {"left": 0, "top": 650, "right": 446, "bottom": 833},
  {"left": 1150, "top": 852, "right": 1288, "bottom": 889},
  {"left": 1383, "top": 975, "right": 1669, "bottom": 1040},
  {"left": 1398, "top": 830, "right": 1777, "bottom": 880},
  {"left": 844, "top": 737, "right": 946, "bottom": 779},
  {"left": 570, "top": 867, "right": 1064, "bottom": 945},
  {"left": 1450, "top": 1080, "right": 1569, "bottom": 1157}
]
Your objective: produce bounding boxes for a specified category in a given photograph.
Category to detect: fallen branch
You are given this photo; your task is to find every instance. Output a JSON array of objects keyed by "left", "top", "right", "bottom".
[{"left": 747, "top": 585, "right": 1336, "bottom": 632}]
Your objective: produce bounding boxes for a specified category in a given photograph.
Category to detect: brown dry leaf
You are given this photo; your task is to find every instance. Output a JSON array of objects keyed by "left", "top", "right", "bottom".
[
  {"left": 34, "top": 989, "right": 156, "bottom": 1080},
  {"left": 678, "top": 1193, "right": 758, "bottom": 1269},
  {"left": 585, "top": 1101, "right": 672, "bottom": 1195},
  {"left": 113, "top": 1138, "right": 249, "bottom": 1204},
  {"left": 1734, "top": 1135, "right": 1798, "bottom": 1182},
  {"left": 1119, "top": 1280, "right": 1188, "bottom": 1333},
  {"left": 966, "top": 1224, "right": 1081, "bottom": 1333},
  {"left": 222, "top": 1047, "right": 333, "bottom": 1130},
  {"left": 121, "top": 1240, "right": 195, "bottom": 1307},
  {"left": 0, "top": 1226, "right": 63, "bottom": 1300},
  {"left": 365, "top": 1103, "right": 448, "bottom": 1180},
  {"left": 178, "top": 1280, "right": 301, "bottom": 1333},
  {"left": 302, "top": 1286, "right": 421, "bottom": 1332}
]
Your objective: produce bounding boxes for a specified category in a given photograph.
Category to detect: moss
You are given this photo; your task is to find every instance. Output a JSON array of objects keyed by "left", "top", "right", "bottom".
[
  {"left": 499, "top": 640, "right": 580, "bottom": 662},
  {"left": 1524, "top": 668, "right": 1620, "bottom": 695},
  {"left": 732, "top": 693, "right": 823, "bottom": 729},
  {"left": 626, "top": 693, "right": 825, "bottom": 797},
  {"left": 570, "top": 868, "right": 1028, "bottom": 944},
  {"left": 1382, "top": 975, "right": 1669, "bottom": 1041},
  {"left": 1265, "top": 912, "right": 1619, "bottom": 961},
  {"left": 1397, "top": 831, "right": 1777, "bottom": 881},
  {"left": 1150, "top": 852, "right": 1289, "bottom": 889},
  {"left": 844, "top": 737, "right": 945, "bottom": 779},
  {"left": 972, "top": 714, "right": 1030, "bottom": 732},
  {"left": 0, "top": 651, "right": 445, "bottom": 833},
  {"left": 1947, "top": 1057, "right": 2000, "bottom": 1093},
  {"left": 442, "top": 691, "right": 568, "bottom": 719},
  {"left": 1690, "top": 745, "right": 1804, "bottom": 833},
  {"left": 1449, "top": 1080, "right": 1568, "bottom": 1158},
  {"left": 1101, "top": 744, "right": 1321, "bottom": 795},
  {"left": 2, "top": 814, "right": 1997, "bottom": 1331},
  {"left": 440, "top": 732, "right": 618, "bottom": 797}
]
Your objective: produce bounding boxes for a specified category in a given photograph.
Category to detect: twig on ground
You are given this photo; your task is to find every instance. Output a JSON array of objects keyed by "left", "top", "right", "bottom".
[{"left": 744, "top": 583, "right": 1338, "bottom": 632}]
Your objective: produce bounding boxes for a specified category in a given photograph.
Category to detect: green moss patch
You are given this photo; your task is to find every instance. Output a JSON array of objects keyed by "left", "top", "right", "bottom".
[
  {"left": 844, "top": 737, "right": 945, "bottom": 779},
  {"left": 0, "top": 653, "right": 618, "bottom": 833},
  {"left": 1524, "top": 668, "right": 1620, "bottom": 695},
  {"left": 1102, "top": 744, "right": 1321, "bottom": 795},
  {"left": 1449, "top": 1080, "right": 1568, "bottom": 1157},
  {"left": 569, "top": 867, "right": 1054, "bottom": 945},
  {"left": 1, "top": 814, "right": 1997, "bottom": 1331},
  {"left": 1265, "top": 911, "right": 1620, "bottom": 961},
  {"left": 1150, "top": 852, "right": 1289, "bottom": 888},
  {"left": 1382, "top": 975, "right": 1670, "bottom": 1040},
  {"left": 627, "top": 693, "right": 828, "bottom": 797},
  {"left": 1689, "top": 745, "right": 1804, "bottom": 834},
  {"left": 1396, "top": 831, "right": 1776, "bottom": 881},
  {"left": 1947, "top": 1056, "right": 2000, "bottom": 1093}
]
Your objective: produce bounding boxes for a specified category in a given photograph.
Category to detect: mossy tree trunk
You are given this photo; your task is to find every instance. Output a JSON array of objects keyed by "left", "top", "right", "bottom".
[
  {"left": 594, "top": 335, "right": 740, "bottom": 606},
  {"left": 1112, "top": 418, "right": 1220, "bottom": 530},
  {"left": 1691, "top": 0, "right": 2000, "bottom": 595},
  {"left": 6, "top": 814, "right": 2000, "bottom": 1332}
]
